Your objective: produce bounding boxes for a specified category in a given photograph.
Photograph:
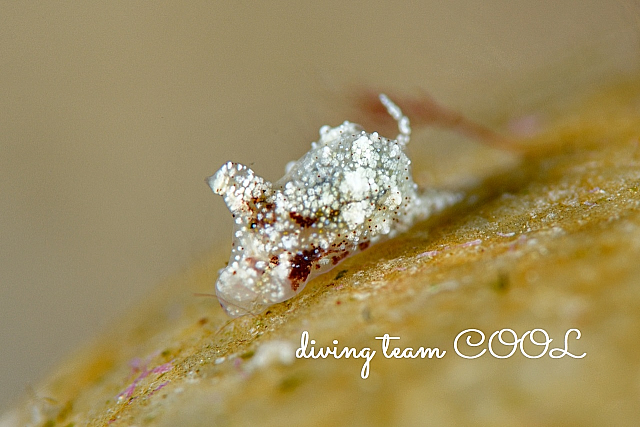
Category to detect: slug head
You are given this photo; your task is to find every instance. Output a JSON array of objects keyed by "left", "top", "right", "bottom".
[{"left": 208, "top": 162, "right": 297, "bottom": 316}]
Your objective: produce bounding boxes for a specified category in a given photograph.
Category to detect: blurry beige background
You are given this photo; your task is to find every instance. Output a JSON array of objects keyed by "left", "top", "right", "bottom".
[{"left": 0, "top": 1, "right": 637, "bottom": 411}]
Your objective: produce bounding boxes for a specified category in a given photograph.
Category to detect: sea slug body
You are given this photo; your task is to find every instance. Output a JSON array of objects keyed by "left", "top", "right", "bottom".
[{"left": 208, "top": 94, "right": 461, "bottom": 317}]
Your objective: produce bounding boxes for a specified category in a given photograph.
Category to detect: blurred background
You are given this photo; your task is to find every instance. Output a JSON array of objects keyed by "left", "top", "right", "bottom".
[{"left": 1, "top": 1, "right": 638, "bottom": 411}]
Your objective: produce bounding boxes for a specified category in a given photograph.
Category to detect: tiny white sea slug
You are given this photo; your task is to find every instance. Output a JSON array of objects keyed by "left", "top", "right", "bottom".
[{"left": 208, "top": 95, "right": 461, "bottom": 317}]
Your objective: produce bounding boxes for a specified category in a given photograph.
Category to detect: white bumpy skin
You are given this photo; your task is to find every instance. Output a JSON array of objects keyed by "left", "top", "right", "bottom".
[{"left": 208, "top": 95, "right": 461, "bottom": 317}]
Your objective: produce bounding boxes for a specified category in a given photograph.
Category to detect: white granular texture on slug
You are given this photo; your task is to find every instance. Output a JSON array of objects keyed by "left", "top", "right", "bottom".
[{"left": 207, "top": 94, "right": 462, "bottom": 317}]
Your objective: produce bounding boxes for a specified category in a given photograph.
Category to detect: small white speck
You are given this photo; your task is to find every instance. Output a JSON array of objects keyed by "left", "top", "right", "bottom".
[{"left": 246, "top": 340, "right": 296, "bottom": 371}]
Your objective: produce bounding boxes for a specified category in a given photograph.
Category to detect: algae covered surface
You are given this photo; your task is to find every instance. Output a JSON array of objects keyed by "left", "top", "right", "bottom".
[{"left": 3, "top": 80, "right": 640, "bottom": 426}]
